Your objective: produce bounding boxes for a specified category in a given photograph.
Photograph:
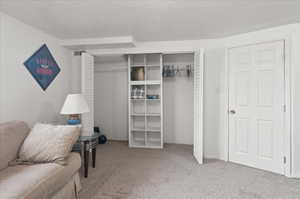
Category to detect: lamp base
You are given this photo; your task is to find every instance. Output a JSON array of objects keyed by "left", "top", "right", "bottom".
[
  {"left": 67, "top": 114, "right": 81, "bottom": 125},
  {"left": 68, "top": 119, "right": 81, "bottom": 125}
]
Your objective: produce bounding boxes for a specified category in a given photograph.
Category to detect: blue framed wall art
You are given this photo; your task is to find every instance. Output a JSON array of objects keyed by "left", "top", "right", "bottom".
[{"left": 24, "top": 44, "right": 61, "bottom": 91}]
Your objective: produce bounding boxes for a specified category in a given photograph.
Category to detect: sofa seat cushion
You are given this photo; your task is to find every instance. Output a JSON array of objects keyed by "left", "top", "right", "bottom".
[{"left": 0, "top": 152, "right": 81, "bottom": 199}]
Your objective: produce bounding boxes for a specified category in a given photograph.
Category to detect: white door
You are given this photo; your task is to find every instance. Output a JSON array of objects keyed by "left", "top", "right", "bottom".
[
  {"left": 194, "top": 50, "right": 204, "bottom": 164},
  {"left": 81, "top": 52, "right": 94, "bottom": 136},
  {"left": 228, "top": 41, "right": 285, "bottom": 174}
]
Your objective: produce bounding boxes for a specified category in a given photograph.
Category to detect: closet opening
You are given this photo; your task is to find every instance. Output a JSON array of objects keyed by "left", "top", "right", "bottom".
[{"left": 91, "top": 51, "right": 203, "bottom": 163}]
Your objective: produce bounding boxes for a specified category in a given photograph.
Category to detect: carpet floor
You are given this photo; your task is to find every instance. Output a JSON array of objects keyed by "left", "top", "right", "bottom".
[{"left": 79, "top": 141, "right": 300, "bottom": 199}]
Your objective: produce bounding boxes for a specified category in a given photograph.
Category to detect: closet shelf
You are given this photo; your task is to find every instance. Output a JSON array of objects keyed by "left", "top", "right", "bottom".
[
  {"left": 146, "top": 113, "right": 161, "bottom": 117},
  {"left": 130, "top": 80, "right": 161, "bottom": 85},
  {"left": 131, "top": 113, "right": 161, "bottom": 117},
  {"left": 131, "top": 144, "right": 161, "bottom": 149},
  {"left": 131, "top": 98, "right": 160, "bottom": 101},
  {"left": 131, "top": 129, "right": 146, "bottom": 132},
  {"left": 131, "top": 141, "right": 145, "bottom": 147},
  {"left": 131, "top": 64, "right": 160, "bottom": 68},
  {"left": 146, "top": 99, "right": 160, "bottom": 101},
  {"left": 147, "top": 129, "right": 161, "bottom": 132},
  {"left": 131, "top": 114, "right": 145, "bottom": 117},
  {"left": 131, "top": 64, "right": 145, "bottom": 67},
  {"left": 131, "top": 98, "right": 146, "bottom": 101},
  {"left": 146, "top": 141, "right": 162, "bottom": 147},
  {"left": 146, "top": 64, "right": 160, "bottom": 68},
  {"left": 131, "top": 129, "right": 161, "bottom": 132}
]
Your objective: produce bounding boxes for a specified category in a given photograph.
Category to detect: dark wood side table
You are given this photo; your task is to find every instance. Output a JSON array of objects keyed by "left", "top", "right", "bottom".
[{"left": 72, "top": 133, "right": 100, "bottom": 178}]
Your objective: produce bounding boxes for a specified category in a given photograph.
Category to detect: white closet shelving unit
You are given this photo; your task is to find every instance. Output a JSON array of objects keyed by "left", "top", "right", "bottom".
[{"left": 128, "top": 53, "right": 163, "bottom": 148}]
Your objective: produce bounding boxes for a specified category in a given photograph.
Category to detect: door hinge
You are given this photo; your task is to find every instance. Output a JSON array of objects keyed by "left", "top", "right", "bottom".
[
  {"left": 283, "top": 156, "right": 287, "bottom": 164},
  {"left": 283, "top": 105, "right": 286, "bottom": 112}
]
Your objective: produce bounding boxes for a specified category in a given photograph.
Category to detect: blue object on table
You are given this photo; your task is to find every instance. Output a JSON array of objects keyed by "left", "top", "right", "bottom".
[{"left": 67, "top": 119, "right": 81, "bottom": 125}]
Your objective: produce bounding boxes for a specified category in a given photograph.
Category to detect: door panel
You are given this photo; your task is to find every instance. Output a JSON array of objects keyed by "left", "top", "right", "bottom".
[
  {"left": 257, "top": 71, "right": 273, "bottom": 107},
  {"left": 257, "top": 119, "right": 273, "bottom": 160},
  {"left": 236, "top": 71, "right": 250, "bottom": 106},
  {"left": 229, "top": 41, "right": 284, "bottom": 174},
  {"left": 81, "top": 53, "right": 94, "bottom": 136},
  {"left": 235, "top": 118, "right": 249, "bottom": 154}
]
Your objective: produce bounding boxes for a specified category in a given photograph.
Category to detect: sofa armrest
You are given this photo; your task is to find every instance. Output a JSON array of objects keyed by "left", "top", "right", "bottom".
[{"left": 0, "top": 121, "right": 30, "bottom": 170}]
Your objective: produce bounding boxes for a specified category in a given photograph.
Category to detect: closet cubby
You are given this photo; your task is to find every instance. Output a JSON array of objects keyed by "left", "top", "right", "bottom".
[
  {"left": 131, "top": 100, "right": 145, "bottom": 115},
  {"left": 131, "top": 67, "right": 145, "bottom": 81},
  {"left": 131, "top": 116, "right": 145, "bottom": 130},
  {"left": 146, "top": 85, "right": 160, "bottom": 99},
  {"left": 132, "top": 54, "right": 145, "bottom": 66},
  {"left": 128, "top": 53, "right": 163, "bottom": 148},
  {"left": 146, "top": 54, "right": 161, "bottom": 81},
  {"left": 146, "top": 67, "right": 160, "bottom": 81},
  {"left": 146, "top": 100, "right": 160, "bottom": 115},
  {"left": 146, "top": 116, "right": 161, "bottom": 131},
  {"left": 146, "top": 54, "right": 160, "bottom": 66},
  {"left": 146, "top": 132, "right": 161, "bottom": 147},
  {"left": 131, "top": 85, "right": 145, "bottom": 99},
  {"left": 131, "top": 131, "right": 146, "bottom": 146}
]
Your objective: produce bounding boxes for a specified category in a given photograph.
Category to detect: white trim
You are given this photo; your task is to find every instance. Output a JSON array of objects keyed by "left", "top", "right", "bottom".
[
  {"left": 61, "top": 36, "right": 135, "bottom": 50},
  {"left": 284, "top": 37, "right": 292, "bottom": 178},
  {"left": 128, "top": 55, "right": 132, "bottom": 147},
  {"left": 224, "top": 37, "right": 292, "bottom": 177},
  {"left": 290, "top": 174, "right": 300, "bottom": 179},
  {"left": 200, "top": 49, "right": 204, "bottom": 163},
  {"left": 0, "top": 13, "right": 3, "bottom": 122},
  {"left": 160, "top": 53, "right": 164, "bottom": 148},
  {"left": 81, "top": 52, "right": 95, "bottom": 136},
  {"left": 87, "top": 48, "right": 196, "bottom": 56},
  {"left": 193, "top": 49, "right": 204, "bottom": 164},
  {"left": 224, "top": 47, "right": 230, "bottom": 162}
]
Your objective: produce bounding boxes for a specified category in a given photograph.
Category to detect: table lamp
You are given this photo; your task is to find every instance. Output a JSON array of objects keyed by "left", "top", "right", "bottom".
[{"left": 60, "top": 94, "right": 89, "bottom": 125}]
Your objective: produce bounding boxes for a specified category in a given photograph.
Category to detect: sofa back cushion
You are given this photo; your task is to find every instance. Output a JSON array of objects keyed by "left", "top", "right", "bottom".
[
  {"left": 0, "top": 121, "right": 30, "bottom": 170},
  {"left": 18, "top": 123, "right": 80, "bottom": 165}
]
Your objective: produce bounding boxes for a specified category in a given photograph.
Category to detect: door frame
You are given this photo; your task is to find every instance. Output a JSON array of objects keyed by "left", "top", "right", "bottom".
[{"left": 224, "top": 37, "right": 292, "bottom": 177}]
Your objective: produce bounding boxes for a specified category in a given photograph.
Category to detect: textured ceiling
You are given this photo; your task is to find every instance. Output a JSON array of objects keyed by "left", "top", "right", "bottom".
[{"left": 0, "top": 0, "right": 300, "bottom": 41}]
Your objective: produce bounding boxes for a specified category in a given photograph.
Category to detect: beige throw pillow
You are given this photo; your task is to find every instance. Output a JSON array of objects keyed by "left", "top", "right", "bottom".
[{"left": 17, "top": 123, "right": 80, "bottom": 165}]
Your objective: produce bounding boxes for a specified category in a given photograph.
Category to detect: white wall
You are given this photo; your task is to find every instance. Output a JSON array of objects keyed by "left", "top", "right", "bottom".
[{"left": 0, "top": 13, "right": 73, "bottom": 126}]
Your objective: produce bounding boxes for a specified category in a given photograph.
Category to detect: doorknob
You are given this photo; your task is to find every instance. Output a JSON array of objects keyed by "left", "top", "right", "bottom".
[{"left": 229, "top": 110, "right": 236, "bottom": 114}]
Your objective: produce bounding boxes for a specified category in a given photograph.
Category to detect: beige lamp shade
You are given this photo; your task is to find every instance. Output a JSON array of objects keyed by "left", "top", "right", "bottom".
[{"left": 60, "top": 94, "right": 89, "bottom": 115}]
